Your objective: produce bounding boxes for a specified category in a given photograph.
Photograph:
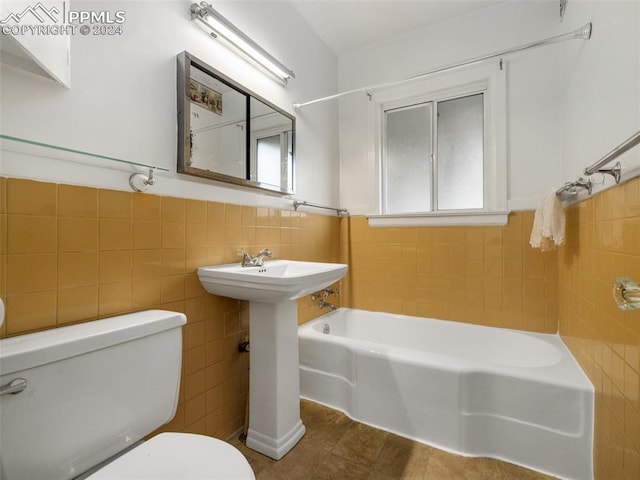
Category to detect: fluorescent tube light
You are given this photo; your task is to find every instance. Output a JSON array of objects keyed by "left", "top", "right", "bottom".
[{"left": 190, "top": 1, "right": 295, "bottom": 84}]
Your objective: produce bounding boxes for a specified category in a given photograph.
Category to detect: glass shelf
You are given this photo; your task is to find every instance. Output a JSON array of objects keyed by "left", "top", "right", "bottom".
[{"left": 0, "top": 134, "right": 170, "bottom": 172}]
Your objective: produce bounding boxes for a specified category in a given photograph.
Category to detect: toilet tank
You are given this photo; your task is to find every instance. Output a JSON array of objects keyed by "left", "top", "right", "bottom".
[{"left": 0, "top": 310, "right": 187, "bottom": 480}]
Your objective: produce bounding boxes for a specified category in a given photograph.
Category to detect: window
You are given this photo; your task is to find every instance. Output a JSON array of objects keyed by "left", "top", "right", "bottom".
[
  {"left": 436, "top": 93, "right": 484, "bottom": 210},
  {"left": 370, "top": 63, "right": 507, "bottom": 226},
  {"left": 384, "top": 102, "right": 433, "bottom": 213},
  {"left": 383, "top": 92, "right": 485, "bottom": 214}
]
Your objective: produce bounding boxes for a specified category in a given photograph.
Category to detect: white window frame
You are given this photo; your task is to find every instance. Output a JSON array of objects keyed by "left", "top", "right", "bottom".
[{"left": 368, "top": 61, "right": 508, "bottom": 227}]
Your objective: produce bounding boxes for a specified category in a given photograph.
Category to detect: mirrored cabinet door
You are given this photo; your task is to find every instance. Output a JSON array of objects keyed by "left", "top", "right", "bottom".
[
  {"left": 250, "top": 97, "right": 294, "bottom": 192},
  {"left": 188, "top": 65, "right": 248, "bottom": 179}
]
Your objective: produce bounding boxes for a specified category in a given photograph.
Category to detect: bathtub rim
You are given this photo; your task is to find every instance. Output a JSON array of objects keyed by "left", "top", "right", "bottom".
[{"left": 299, "top": 308, "right": 594, "bottom": 392}]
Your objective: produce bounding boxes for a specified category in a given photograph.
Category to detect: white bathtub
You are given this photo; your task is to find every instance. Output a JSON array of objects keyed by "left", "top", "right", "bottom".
[{"left": 298, "top": 308, "right": 593, "bottom": 480}]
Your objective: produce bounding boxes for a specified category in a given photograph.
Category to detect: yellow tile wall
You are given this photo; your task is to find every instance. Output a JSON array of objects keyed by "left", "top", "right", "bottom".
[
  {"left": 340, "top": 211, "right": 559, "bottom": 333},
  {"left": 3, "top": 175, "right": 637, "bottom": 475},
  {"left": 0, "top": 177, "right": 341, "bottom": 440},
  {"left": 559, "top": 176, "right": 640, "bottom": 480}
]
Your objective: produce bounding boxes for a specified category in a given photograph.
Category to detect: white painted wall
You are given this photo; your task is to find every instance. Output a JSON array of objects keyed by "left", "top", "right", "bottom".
[
  {"left": 0, "top": 0, "right": 339, "bottom": 210},
  {"left": 337, "top": 0, "right": 604, "bottom": 214},
  {"left": 561, "top": 0, "right": 640, "bottom": 197},
  {"left": 3, "top": 1, "right": 635, "bottom": 214}
]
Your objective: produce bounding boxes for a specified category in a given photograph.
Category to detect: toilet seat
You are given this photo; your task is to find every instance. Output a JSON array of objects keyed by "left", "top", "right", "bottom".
[{"left": 87, "top": 432, "right": 255, "bottom": 479}]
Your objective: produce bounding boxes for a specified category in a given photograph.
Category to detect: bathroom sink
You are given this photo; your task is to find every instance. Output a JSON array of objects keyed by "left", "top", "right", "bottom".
[
  {"left": 198, "top": 259, "right": 347, "bottom": 302},
  {"left": 198, "top": 258, "right": 348, "bottom": 460}
]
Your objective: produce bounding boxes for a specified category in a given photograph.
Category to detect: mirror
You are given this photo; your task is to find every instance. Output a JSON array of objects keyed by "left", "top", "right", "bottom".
[{"left": 177, "top": 51, "right": 295, "bottom": 194}]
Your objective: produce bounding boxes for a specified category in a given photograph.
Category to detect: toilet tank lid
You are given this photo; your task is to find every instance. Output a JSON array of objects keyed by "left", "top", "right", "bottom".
[{"left": 0, "top": 310, "right": 187, "bottom": 376}]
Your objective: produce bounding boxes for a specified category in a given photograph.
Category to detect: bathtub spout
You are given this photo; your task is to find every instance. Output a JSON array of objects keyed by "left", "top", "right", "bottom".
[{"left": 319, "top": 300, "right": 337, "bottom": 310}]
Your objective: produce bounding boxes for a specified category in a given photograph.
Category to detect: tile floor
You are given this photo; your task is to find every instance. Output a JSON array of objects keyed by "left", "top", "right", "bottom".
[{"left": 229, "top": 400, "right": 557, "bottom": 479}]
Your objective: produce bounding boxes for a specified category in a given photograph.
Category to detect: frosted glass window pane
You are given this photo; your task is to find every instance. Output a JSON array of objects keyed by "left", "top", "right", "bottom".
[
  {"left": 437, "top": 94, "right": 484, "bottom": 210},
  {"left": 384, "top": 103, "right": 432, "bottom": 213},
  {"left": 257, "top": 135, "right": 281, "bottom": 187}
]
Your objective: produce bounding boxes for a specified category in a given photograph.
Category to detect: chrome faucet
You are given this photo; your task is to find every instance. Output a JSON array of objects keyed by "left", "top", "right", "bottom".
[
  {"left": 318, "top": 299, "right": 338, "bottom": 310},
  {"left": 253, "top": 248, "right": 273, "bottom": 266},
  {"left": 236, "top": 248, "right": 273, "bottom": 267},
  {"left": 311, "top": 288, "right": 340, "bottom": 310}
]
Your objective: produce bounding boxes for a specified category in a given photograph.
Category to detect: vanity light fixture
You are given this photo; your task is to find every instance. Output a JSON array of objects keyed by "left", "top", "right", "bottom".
[{"left": 189, "top": 1, "right": 295, "bottom": 84}]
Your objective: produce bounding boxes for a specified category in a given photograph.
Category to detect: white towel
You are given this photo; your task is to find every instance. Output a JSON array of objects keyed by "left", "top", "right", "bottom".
[{"left": 529, "top": 191, "right": 566, "bottom": 251}]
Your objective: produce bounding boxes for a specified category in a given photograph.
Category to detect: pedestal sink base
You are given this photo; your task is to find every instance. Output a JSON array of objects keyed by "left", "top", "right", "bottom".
[
  {"left": 246, "top": 420, "right": 306, "bottom": 460},
  {"left": 197, "top": 260, "right": 348, "bottom": 460},
  {"left": 247, "top": 301, "right": 305, "bottom": 460}
]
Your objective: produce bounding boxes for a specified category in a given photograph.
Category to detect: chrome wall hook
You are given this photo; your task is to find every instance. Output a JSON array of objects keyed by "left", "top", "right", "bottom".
[
  {"left": 556, "top": 176, "right": 593, "bottom": 196},
  {"left": 129, "top": 169, "right": 156, "bottom": 192}
]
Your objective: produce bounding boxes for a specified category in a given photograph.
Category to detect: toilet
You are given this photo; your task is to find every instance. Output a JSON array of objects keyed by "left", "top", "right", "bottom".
[{"left": 0, "top": 310, "right": 255, "bottom": 480}]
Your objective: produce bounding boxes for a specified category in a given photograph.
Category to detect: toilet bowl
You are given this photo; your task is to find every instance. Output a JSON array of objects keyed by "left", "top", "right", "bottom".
[{"left": 0, "top": 310, "right": 255, "bottom": 480}]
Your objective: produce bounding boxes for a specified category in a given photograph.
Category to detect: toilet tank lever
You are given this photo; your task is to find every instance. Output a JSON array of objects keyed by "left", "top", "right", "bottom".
[{"left": 0, "top": 378, "right": 27, "bottom": 396}]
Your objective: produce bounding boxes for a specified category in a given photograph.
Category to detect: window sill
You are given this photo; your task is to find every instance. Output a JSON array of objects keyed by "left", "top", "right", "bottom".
[{"left": 367, "top": 211, "right": 510, "bottom": 227}]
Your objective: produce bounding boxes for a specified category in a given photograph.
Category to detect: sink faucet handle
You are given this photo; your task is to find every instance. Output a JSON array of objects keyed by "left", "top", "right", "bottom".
[
  {"left": 236, "top": 249, "right": 252, "bottom": 267},
  {"left": 322, "top": 288, "right": 339, "bottom": 298}
]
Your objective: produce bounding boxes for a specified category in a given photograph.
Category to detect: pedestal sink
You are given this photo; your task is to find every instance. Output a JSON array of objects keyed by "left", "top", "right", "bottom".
[{"left": 198, "top": 260, "right": 347, "bottom": 459}]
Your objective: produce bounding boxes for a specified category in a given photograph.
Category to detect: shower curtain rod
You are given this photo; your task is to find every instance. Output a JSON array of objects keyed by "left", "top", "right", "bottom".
[{"left": 293, "top": 22, "right": 592, "bottom": 110}]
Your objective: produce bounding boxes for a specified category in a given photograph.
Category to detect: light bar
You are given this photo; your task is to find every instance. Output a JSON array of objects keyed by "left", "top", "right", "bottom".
[{"left": 190, "top": 1, "right": 295, "bottom": 84}]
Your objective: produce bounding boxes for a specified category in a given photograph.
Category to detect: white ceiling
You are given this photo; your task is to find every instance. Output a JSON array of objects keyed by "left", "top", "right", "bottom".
[{"left": 289, "top": 0, "right": 506, "bottom": 56}]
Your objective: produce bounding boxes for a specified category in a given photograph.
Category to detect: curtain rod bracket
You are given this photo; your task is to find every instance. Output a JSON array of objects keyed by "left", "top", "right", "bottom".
[
  {"left": 592, "top": 161, "right": 622, "bottom": 184},
  {"left": 560, "top": 129, "right": 640, "bottom": 197},
  {"left": 584, "top": 130, "right": 640, "bottom": 176}
]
